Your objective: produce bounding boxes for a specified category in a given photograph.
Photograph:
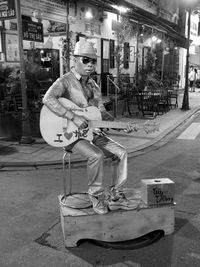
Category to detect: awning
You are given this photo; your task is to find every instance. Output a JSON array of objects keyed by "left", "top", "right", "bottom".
[
  {"left": 86, "top": 0, "right": 188, "bottom": 49},
  {"left": 131, "top": 8, "right": 188, "bottom": 49}
]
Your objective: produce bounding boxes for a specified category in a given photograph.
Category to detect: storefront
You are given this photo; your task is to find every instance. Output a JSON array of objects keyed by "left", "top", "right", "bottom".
[
  {"left": 0, "top": 0, "right": 66, "bottom": 138},
  {"left": 0, "top": 0, "right": 134, "bottom": 139},
  {"left": 0, "top": 0, "right": 187, "bottom": 140}
]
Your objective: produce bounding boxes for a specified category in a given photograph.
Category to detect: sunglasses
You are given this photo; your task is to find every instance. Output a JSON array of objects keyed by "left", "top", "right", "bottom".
[{"left": 80, "top": 57, "right": 97, "bottom": 65}]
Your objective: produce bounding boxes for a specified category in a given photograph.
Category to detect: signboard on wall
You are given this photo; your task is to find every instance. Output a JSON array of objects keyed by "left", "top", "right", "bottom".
[
  {"left": 5, "top": 34, "right": 19, "bottom": 61},
  {"left": 22, "top": 19, "right": 43, "bottom": 42},
  {"left": 112, "top": 20, "right": 122, "bottom": 32},
  {"left": 190, "top": 14, "right": 198, "bottom": 38},
  {"left": 21, "top": 0, "right": 67, "bottom": 23},
  {"left": 0, "top": 0, "right": 16, "bottom": 20},
  {"left": 42, "top": 20, "right": 66, "bottom": 34}
]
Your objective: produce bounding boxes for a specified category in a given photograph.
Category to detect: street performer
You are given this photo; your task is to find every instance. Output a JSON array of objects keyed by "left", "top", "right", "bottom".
[{"left": 43, "top": 39, "right": 135, "bottom": 215}]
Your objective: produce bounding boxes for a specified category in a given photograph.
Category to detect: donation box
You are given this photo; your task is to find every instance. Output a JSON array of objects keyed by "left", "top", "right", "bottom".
[{"left": 141, "top": 178, "right": 175, "bottom": 205}]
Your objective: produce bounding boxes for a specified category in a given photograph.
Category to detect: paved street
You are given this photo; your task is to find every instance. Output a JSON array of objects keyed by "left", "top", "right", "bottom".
[
  {"left": 1, "top": 108, "right": 200, "bottom": 267},
  {"left": 0, "top": 1, "right": 200, "bottom": 266}
]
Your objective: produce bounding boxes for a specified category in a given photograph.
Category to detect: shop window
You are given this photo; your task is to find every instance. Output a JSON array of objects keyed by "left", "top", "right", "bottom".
[
  {"left": 0, "top": 49, "right": 60, "bottom": 113},
  {"left": 109, "top": 39, "right": 115, "bottom": 68},
  {"left": 124, "top": 42, "right": 130, "bottom": 69}
]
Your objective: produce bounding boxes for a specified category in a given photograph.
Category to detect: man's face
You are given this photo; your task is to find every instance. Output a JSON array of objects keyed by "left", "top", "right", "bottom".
[{"left": 74, "top": 56, "right": 97, "bottom": 76}]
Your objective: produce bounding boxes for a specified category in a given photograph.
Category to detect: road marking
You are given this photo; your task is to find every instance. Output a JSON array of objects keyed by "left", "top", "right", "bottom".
[{"left": 177, "top": 122, "right": 200, "bottom": 140}]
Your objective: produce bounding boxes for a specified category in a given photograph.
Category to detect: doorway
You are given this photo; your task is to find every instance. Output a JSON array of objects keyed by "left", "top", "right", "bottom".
[{"left": 101, "top": 38, "right": 110, "bottom": 95}]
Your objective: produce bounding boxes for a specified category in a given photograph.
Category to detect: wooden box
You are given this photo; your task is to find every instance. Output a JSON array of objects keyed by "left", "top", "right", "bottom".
[
  {"left": 58, "top": 194, "right": 175, "bottom": 248},
  {"left": 141, "top": 178, "right": 175, "bottom": 206}
]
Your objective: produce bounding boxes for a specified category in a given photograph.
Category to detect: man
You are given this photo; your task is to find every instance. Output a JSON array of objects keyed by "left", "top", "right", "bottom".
[{"left": 43, "top": 39, "right": 134, "bottom": 215}]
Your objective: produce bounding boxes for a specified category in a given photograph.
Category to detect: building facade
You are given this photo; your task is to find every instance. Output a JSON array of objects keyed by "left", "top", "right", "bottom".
[{"left": 0, "top": 0, "right": 193, "bottom": 138}]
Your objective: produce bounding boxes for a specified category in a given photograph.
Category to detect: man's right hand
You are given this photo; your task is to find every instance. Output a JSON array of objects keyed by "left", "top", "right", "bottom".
[{"left": 73, "top": 115, "right": 88, "bottom": 130}]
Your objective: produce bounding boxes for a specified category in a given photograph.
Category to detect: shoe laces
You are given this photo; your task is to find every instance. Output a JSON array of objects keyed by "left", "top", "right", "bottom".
[
  {"left": 110, "top": 187, "right": 126, "bottom": 201},
  {"left": 96, "top": 193, "right": 106, "bottom": 202},
  {"left": 91, "top": 193, "right": 107, "bottom": 205}
]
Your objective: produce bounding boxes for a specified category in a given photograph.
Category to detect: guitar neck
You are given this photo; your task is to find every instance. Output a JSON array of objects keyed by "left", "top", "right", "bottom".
[{"left": 90, "top": 120, "right": 133, "bottom": 130}]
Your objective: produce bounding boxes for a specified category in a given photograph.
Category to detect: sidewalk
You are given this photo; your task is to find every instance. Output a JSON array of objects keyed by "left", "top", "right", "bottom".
[{"left": 1, "top": 91, "right": 200, "bottom": 169}]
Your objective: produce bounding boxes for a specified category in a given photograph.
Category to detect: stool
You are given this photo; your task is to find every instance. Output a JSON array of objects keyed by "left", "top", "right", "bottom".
[
  {"left": 62, "top": 148, "right": 72, "bottom": 198},
  {"left": 61, "top": 147, "right": 91, "bottom": 209},
  {"left": 60, "top": 147, "right": 120, "bottom": 209}
]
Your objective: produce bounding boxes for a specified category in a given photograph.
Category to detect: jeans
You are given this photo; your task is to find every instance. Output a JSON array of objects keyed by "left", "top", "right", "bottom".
[{"left": 72, "top": 133, "right": 127, "bottom": 196}]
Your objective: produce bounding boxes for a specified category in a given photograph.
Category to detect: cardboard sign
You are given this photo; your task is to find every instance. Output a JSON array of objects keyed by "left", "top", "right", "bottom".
[
  {"left": 0, "top": 0, "right": 16, "bottom": 20},
  {"left": 141, "top": 178, "right": 175, "bottom": 205},
  {"left": 22, "top": 19, "right": 43, "bottom": 42}
]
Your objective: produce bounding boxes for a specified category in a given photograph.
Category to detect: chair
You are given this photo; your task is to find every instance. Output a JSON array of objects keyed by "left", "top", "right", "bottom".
[
  {"left": 168, "top": 89, "right": 178, "bottom": 109},
  {"left": 137, "top": 91, "right": 160, "bottom": 118},
  {"left": 12, "top": 92, "right": 22, "bottom": 111},
  {"left": 123, "top": 89, "right": 139, "bottom": 116},
  {"left": 157, "top": 90, "right": 170, "bottom": 114}
]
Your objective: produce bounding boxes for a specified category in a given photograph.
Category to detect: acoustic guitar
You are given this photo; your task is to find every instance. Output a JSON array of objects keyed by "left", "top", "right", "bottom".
[{"left": 40, "top": 98, "right": 159, "bottom": 147}]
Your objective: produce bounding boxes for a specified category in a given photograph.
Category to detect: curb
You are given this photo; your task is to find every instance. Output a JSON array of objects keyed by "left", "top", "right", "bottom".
[
  {"left": 128, "top": 106, "right": 200, "bottom": 156},
  {"left": 1, "top": 106, "right": 200, "bottom": 169}
]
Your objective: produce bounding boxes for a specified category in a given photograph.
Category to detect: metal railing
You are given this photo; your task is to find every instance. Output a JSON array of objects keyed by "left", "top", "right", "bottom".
[{"left": 107, "top": 75, "right": 120, "bottom": 117}]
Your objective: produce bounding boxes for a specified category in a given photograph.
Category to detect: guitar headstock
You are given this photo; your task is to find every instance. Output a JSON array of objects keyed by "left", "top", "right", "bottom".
[
  {"left": 143, "top": 120, "right": 160, "bottom": 133},
  {"left": 124, "top": 121, "right": 159, "bottom": 134},
  {"left": 129, "top": 122, "right": 139, "bottom": 132}
]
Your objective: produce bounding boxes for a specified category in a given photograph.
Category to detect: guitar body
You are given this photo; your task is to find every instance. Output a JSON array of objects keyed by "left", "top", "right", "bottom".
[
  {"left": 40, "top": 98, "right": 102, "bottom": 147},
  {"left": 40, "top": 98, "right": 159, "bottom": 148}
]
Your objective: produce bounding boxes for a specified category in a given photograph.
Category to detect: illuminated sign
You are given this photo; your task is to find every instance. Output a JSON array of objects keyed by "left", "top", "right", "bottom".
[
  {"left": 0, "top": 0, "right": 16, "bottom": 20},
  {"left": 22, "top": 20, "right": 43, "bottom": 42}
]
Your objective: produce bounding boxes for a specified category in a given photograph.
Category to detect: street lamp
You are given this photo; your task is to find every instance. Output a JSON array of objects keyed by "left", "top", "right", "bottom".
[
  {"left": 181, "top": 0, "right": 199, "bottom": 110},
  {"left": 65, "top": 1, "right": 70, "bottom": 72},
  {"left": 181, "top": 6, "right": 191, "bottom": 110},
  {"left": 15, "top": 0, "right": 34, "bottom": 143}
]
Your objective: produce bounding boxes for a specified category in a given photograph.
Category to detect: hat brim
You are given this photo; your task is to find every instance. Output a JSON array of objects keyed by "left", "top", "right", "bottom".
[{"left": 73, "top": 53, "right": 98, "bottom": 59}]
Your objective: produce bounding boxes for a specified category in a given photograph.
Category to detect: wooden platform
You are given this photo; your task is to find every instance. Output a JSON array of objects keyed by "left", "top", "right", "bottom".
[{"left": 58, "top": 195, "right": 175, "bottom": 248}]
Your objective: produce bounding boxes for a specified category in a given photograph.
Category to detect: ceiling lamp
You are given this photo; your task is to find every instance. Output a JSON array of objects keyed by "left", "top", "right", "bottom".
[
  {"left": 152, "top": 36, "right": 157, "bottom": 42},
  {"left": 85, "top": 8, "right": 93, "bottom": 19},
  {"left": 111, "top": 5, "right": 129, "bottom": 13}
]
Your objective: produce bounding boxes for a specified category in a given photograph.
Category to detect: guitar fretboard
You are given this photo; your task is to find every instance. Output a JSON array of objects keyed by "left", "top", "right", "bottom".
[
  {"left": 89, "top": 120, "right": 159, "bottom": 133},
  {"left": 90, "top": 120, "right": 136, "bottom": 130}
]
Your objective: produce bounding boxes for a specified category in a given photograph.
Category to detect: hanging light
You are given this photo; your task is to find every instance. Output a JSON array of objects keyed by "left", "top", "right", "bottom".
[
  {"left": 85, "top": 8, "right": 93, "bottom": 19},
  {"left": 152, "top": 36, "right": 157, "bottom": 42}
]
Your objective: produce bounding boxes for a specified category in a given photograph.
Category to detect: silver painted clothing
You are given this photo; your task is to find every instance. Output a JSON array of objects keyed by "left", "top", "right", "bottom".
[
  {"left": 43, "top": 69, "right": 106, "bottom": 118},
  {"left": 72, "top": 134, "right": 127, "bottom": 195},
  {"left": 43, "top": 70, "right": 128, "bottom": 196}
]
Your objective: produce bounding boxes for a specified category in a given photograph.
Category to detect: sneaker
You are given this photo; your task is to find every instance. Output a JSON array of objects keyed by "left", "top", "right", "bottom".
[
  {"left": 108, "top": 187, "right": 138, "bottom": 211},
  {"left": 88, "top": 193, "right": 109, "bottom": 215}
]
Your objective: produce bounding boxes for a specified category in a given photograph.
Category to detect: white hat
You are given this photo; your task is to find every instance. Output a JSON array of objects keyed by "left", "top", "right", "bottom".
[{"left": 73, "top": 39, "right": 97, "bottom": 59}]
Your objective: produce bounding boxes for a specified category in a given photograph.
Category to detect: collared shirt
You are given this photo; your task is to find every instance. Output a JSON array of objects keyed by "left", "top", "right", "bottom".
[
  {"left": 189, "top": 70, "right": 196, "bottom": 81},
  {"left": 43, "top": 68, "right": 106, "bottom": 119}
]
